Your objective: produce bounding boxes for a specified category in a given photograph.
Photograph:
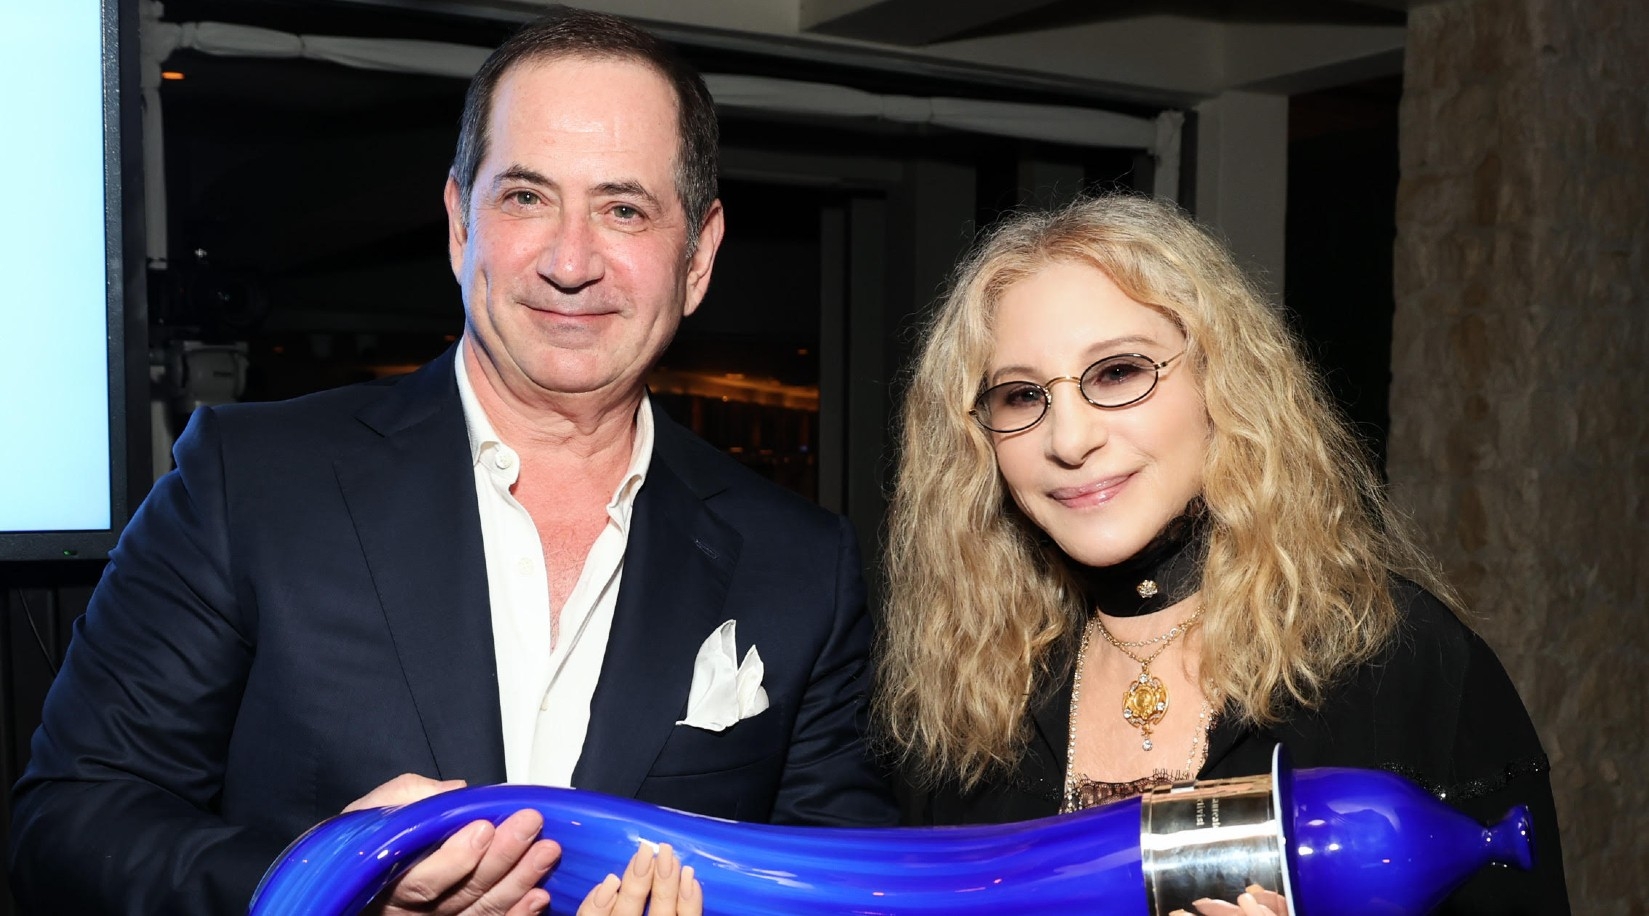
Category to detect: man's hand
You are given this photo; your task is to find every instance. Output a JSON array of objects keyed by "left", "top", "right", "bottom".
[
  {"left": 344, "top": 772, "right": 468, "bottom": 813},
  {"left": 347, "top": 773, "right": 560, "bottom": 916},
  {"left": 340, "top": 775, "right": 705, "bottom": 916}
]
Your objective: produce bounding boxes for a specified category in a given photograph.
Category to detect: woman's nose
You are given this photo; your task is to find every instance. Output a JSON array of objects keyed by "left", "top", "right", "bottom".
[{"left": 1042, "top": 378, "right": 1107, "bottom": 466}]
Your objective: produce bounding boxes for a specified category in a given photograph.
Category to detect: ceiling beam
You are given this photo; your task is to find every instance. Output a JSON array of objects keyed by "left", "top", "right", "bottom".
[
  {"left": 798, "top": 0, "right": 1068, "bottom": 46},
  {"left": 1332, "top": 0, "right": 1416, "bottom": 11},
  {"left": 1223, "top": 21, "right": 1406, "bottom": 92}
]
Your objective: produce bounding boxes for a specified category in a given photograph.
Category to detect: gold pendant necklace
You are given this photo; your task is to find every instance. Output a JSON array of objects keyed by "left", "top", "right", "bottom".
[
  {"left": 1091, "top": 606, "right": 1203, "bottom": 751},
  {"left": 1065, "top": 618, "right": 1214, "bottom": 812}
]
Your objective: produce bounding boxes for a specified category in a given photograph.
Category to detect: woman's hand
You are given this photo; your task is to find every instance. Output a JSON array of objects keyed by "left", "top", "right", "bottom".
[
  {"left": 576, "top": 842, "right": 702, "bottom": 916},
  {"left": 1171, "top": 885, "right": 1287, "bottom": 916}
]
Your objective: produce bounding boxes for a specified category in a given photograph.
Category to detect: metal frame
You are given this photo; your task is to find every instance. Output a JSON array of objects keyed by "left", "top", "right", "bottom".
[{"left": 0, "top": 0, "right": 148, "bottom": 562}]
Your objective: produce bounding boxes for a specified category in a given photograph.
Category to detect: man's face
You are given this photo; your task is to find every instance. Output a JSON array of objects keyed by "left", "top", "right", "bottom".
[{"left": 445, "top": 56, "right": 723, "bottom": 403}]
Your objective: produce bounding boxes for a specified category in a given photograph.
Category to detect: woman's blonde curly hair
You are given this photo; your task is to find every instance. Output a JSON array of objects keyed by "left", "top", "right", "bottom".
[{"left": 875, "top": 194, "right": 1456, "bottom": 790}]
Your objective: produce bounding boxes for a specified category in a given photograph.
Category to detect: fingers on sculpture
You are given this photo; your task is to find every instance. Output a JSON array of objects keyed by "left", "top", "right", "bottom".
[{"left": 253, "top": 748, "right": 1534, "bottom": 916}]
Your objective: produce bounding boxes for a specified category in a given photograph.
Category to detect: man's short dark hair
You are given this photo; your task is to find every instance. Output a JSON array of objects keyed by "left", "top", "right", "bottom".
[{"left": 451, "top": 7, "right": 719, "bottom": 243}]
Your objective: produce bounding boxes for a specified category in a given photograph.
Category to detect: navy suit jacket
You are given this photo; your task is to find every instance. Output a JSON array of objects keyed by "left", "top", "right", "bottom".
[{"left": 10, "top": 349, "right": 896, "bottom": 915}]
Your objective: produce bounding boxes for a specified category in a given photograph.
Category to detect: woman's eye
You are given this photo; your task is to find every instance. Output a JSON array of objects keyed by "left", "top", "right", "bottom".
[
  {"left": 998, "top": 383, "right": 1044, "bottom": 407},
  {"left": 1091, "top": 362, "right": 1145, "bottom": 386}
]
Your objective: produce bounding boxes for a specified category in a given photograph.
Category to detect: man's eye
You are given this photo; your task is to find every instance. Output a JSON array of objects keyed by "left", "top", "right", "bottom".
[
  {"left": 506, "top": 190, "right": 540, "bottom": 207},
  {"left": 611, "top": 204, "right": 641, "bottom": 221}
]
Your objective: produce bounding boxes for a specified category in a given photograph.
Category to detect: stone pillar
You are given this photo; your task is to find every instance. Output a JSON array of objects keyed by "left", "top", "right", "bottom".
[
  {"left": 1390, "top": 0, "right": 1648, "bottom": 911},
  {"left": 1193, "top": 91, "right": 1289, "bottom": 297}
]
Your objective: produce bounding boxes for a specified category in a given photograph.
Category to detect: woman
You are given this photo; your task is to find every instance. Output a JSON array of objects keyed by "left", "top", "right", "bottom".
[{"left": 876, "top": 194, "right": 1569, "bottom": 914}]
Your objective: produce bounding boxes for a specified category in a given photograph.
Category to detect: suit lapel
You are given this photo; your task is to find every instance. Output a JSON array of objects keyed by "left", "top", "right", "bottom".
[
  {"left": 334, "top": 349, "right": 506, "bottom": 784},
  {"left": 572, "top": 413, "right": 741, "bottom": 797}
]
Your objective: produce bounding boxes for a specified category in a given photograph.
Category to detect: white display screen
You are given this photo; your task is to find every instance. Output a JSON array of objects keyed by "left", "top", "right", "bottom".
[{"left": 0, "top": 0, "right": 118, "bottom": 538}]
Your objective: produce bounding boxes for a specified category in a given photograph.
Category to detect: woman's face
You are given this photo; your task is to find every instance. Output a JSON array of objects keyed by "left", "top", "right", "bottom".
[{"left": 986, "top": 260, "right": 1210, "bottom": 568}]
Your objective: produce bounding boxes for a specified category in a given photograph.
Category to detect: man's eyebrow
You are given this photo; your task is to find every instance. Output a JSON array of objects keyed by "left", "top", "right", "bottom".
[
  {"left": 594, "top": 180, "right": 664, "bottom": 212},
  {"left": 489, "top": 165, "right": 555, "bottom": 192},
  {"left": 487, "top": 170, "right": 666, "bottom": 213}
]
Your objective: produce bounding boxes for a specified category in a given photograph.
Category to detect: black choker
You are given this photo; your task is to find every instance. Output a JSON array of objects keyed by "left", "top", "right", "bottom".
[{"left": 1075, "top": 507, "right": 1207, "bottom": 618}]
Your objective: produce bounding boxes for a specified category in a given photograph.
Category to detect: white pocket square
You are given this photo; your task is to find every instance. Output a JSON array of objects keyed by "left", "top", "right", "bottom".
[{"left": 675, "top": 620, "right": 769, "bottom": 732}]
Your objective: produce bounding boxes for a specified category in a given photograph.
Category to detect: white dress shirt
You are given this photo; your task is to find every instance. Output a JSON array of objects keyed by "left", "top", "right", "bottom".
[{"left": 455, "top": 346, "right": 653, "bottom": 786}]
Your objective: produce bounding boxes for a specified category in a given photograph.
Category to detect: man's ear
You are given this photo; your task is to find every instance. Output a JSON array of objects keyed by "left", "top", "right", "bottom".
[
  {"left": 682, "top": 200, "right": 725, "bottom": 318},
  {"left": 443, "top": 175, "right": 468, "bottom": 277}
]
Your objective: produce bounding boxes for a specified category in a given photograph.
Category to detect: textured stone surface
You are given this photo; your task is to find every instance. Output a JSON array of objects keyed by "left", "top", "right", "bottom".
[{"left": 1391, "top": 0, "right": 1649, "bottom": 911}]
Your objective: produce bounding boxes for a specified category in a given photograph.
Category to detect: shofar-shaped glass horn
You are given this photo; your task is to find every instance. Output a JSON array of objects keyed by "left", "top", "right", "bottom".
[{"left": 251, "top": 746, "right": 1534, "bottom": 916}]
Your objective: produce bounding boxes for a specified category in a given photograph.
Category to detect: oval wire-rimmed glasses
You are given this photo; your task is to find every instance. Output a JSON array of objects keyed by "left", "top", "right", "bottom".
[{"left": 969, "top": 350, "right": 1188, "bottom": 434}]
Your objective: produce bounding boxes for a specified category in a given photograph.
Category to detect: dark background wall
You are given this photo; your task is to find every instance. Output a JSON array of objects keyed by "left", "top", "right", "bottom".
[{"left": 1, "top": 577, "right": 94, "bottom": 913}]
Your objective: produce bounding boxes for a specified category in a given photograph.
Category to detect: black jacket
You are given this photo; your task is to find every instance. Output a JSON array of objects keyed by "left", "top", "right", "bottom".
[
  {"left": 12, "top": 348, "right": 897, "bottom": 915},
  {"left": 900, "top": 581, "right": 1570, "bottom": 915}
]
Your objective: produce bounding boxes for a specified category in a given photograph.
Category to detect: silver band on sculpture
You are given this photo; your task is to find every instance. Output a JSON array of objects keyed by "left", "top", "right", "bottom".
[{"left": 1140, "top": 774, "right": 1294, "bottom": 916}]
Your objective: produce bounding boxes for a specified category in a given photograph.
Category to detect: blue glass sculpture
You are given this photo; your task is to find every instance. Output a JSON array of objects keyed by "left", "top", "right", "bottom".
[{"left": 251, "top": 747, "right": 1533, "bottom": 916}]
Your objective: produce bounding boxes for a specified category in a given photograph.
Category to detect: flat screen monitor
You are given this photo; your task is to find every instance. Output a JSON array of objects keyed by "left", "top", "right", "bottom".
[{"left": 0, "top": 0, "right": 143, "bottom": 560}]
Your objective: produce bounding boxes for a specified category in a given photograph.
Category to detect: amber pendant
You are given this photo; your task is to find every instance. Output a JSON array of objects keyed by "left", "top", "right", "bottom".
[{"left": 1122, "top": 670, "right": 1168, "bottom": 751}]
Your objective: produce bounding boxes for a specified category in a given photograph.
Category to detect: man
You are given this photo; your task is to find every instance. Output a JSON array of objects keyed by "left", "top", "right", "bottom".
[{"left": 9, "top": 9, "right": 896, "bottom": 915}]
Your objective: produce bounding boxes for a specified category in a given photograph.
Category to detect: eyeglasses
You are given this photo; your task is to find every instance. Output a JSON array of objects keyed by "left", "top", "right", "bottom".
[{"left": 970, "top": 350, "right": 1186, "bottom": 434}]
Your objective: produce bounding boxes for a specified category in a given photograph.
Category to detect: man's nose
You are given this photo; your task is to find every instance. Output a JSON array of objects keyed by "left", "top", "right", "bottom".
[
  {"left": 1043, "top": 378, "right": 1107, "bottom": 466},
  {"left": 540, "top": 211, "right": 605, "bottom": 291}
]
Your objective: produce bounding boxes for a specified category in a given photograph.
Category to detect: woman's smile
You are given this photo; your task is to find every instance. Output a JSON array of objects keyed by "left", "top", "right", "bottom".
[{"left": 1049, "top": 473, "right": 1135, "bottom": 508}]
